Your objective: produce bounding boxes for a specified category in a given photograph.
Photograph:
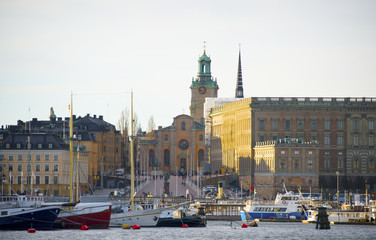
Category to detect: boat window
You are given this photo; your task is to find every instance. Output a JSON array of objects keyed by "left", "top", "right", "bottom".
[{"left": 1, "top": 211, "right": 8, "bottom": 216}]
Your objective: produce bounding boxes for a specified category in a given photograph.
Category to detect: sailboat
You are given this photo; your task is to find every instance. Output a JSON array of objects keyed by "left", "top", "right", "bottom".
[
  {"left": 109, "top": 91, "right": 163, "bottom": 227},
  {"left": 53, "top": 92, "right": 112, "bottom": 229}
]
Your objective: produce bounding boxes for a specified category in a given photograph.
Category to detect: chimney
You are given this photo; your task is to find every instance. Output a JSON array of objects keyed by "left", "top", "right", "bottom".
[
  {"left": 99, "top": 115, "right": 103, "bottom": 120},
  {"left": 94, "top": 115, "right": 97, "bottom": 118}
]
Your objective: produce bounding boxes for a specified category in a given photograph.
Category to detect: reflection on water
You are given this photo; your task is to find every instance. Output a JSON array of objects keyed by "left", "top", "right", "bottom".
[{"left": 2, "top": 221, "right": 376, "bottom": 240}]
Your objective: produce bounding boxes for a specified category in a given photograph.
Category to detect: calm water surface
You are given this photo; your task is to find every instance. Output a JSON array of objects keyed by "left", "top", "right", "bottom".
[{"left": 2, "top": 221, "right": 376, "bottom": 240}]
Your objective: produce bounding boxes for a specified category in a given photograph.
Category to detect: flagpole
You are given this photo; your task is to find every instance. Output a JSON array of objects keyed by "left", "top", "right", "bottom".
[{"left": 69, "top": 92, "right": 74, "bottom": 202}]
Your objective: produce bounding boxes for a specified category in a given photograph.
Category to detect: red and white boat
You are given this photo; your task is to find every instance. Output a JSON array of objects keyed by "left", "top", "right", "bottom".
[{"left": 54, "top": 202, "right": 112, "bottom": 229}]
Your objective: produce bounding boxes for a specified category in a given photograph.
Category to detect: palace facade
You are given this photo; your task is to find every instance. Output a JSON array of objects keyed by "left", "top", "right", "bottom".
[{"left": 208, "top": 97, "right": 376, "bottom": 197}]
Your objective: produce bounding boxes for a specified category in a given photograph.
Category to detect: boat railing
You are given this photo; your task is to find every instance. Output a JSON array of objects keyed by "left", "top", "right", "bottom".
[{"left": 246, "top": 199, "right": 275, "bottom": 205}]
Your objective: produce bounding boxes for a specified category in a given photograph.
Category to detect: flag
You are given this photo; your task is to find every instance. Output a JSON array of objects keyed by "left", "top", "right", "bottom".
[
  {"left": 68, "top": 105, "right": 71, "bottom": 110},
  {"left": 250, "top": 186, "right": 254, "bottom": 191}
]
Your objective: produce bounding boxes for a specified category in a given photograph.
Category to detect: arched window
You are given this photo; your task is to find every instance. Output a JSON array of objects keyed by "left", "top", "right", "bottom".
[
  {"left": 198, "top": 149, "right": 204, "bottom": 167},
  {"left": 149, "top": 150, "right": 155, "bottom": 167},
  {"left": 164, "top": 149, "right": 170, "bottom": 167},
  {"left": 181, "top": 122, "right": 186, "bottom": 131},
  {"left": 199, "top": 134, "right": 203, "bottom": 141},
  {"left": 353, "top": 158, "right": 359, "bottom": 169},
  {"left": 369, "top": 157, "right": 374, "bottom": 172}
]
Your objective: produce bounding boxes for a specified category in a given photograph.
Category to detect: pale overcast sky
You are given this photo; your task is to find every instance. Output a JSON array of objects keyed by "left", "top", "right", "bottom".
[{"left": 1, "top": 0, "right": 375, "bottom": 131}]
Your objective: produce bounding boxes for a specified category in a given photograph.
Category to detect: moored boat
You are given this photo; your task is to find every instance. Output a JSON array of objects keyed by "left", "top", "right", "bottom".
[
  {"left": 304, "top": 207, "right": 372, "bottom": 224},
  {"left": 54, "top": 202, "right": 112, "bottom": 229},
  {"left": 244, "top": 191, "right": 306, "bottom": 220},
  {"left": 0, "top": 195, "right": 61, "bottom": 230},
  {"left": 110, "top": 207, "right": 162, "bottom": 227},
  {"left": 156, "top": 208, "right": 207, "bottom": 227}
]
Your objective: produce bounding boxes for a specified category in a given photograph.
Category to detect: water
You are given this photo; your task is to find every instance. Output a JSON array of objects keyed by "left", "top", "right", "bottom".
[{"left": 1, "top": 221, "right": 376, "bottom": 240}]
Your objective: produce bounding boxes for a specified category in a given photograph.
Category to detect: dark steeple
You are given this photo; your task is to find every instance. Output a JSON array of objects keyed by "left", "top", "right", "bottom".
[{"left": 235, "top": 48, "right": 244, "bottom": 98}]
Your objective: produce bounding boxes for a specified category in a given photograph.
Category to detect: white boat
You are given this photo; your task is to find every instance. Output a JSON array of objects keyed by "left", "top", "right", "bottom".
[
  {"left": 244, "top": 191, "right": 306, "bottom": 220},
  {"left": 304, "top": 208, "right": 371, "bottom": 223},
  {"left": 110, "top": 207, "right": 163, "bottom": 227}
]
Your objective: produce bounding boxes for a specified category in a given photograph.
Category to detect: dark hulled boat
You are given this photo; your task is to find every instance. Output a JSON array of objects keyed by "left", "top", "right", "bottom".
[
  {"left": 0, "top": 195, "right": 61, "bottom": 230},
  {"left": 156, "top": 209, "right": 206, "bottom": 227}
]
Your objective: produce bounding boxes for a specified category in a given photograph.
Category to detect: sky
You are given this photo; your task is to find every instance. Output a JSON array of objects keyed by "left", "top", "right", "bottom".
[{"left": 1, "top": 0, "right": 376, "bottom": 132}]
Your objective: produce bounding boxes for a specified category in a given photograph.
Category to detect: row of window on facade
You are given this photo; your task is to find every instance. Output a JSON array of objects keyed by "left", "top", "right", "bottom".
[
  {"left": 259, "top": 134, "right": 374, "bottom": 146},
  {"left": 3, "top": 142, "right": 57, "bottom": 149},
  {"left": 276, "top": 157, "right": 375, "bottom": 171},
  {"left": 259, "top": 119, "right": 375, "bottom": 131},
  {"left": 148, "top": 149, "right": 205, "bottom": 167},
  {"left": 102, "top": 145, "right": 119, "bottom": 153},
  {"left": 0, "top": 163, "right": 59, "bottom": 173},
  {"left": 2, "top": 175, "right": 59, "bottom": 185},
  {"left": 164, "top": 134, "right": 204, "bottom": 141},
  {"left": 0, "top": 153, "right": 59, "bottom": 161}
]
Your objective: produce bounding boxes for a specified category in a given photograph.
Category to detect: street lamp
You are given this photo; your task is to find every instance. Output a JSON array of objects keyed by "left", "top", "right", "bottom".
[{"left": 336, "top": 171, "right": 340, "bottom": 209}]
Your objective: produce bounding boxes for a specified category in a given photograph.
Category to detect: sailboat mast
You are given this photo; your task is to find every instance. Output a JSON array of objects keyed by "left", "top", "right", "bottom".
[
  {"left": 69, "top": 92, "right": 74, "bottom": 202},
  {"left": 76, "top": 145, "right": 80, "bottom": 202},
  {"left": 130, "top": 90, "right": 134, "bottom": 211},
  {"left": 130, "top": 91, "right": 134, "bottom": 211}
]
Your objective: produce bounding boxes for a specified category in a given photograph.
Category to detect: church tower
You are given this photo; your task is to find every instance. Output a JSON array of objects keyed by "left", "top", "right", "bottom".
[
  {"left": 235, "top": 49, "right": 244, "bottom": 98},
  {"left": 190, "top": 47, "right": 219, "bottom": 123}
]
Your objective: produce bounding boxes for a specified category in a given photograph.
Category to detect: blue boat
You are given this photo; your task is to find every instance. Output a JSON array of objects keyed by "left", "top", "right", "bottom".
[
  {"left": 244, "top": 191, "right": 306, "bottom": 220},
  {"left": 0, "top": 195, "right": 61, "bottom": 230}
]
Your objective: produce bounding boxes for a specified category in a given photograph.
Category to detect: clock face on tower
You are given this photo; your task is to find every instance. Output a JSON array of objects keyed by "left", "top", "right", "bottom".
[
  {"left": 198, "top": 86, "right": 207, "bottom": 95},
  {"left": 178, "top": 139, "right": 189, "bottom": 150}
]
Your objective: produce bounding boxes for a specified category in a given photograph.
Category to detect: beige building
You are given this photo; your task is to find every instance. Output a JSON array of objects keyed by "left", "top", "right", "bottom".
[
  {"left": 208, "top": 97, "right": 376, "bottom": 197},
  {"left": 253, "top": 139, "right": 319, "bottom": 199},
  {"left": 137, "top": 115, "right": 205, "bottom": 177},
  {"left": 0, "top": 133, "right": 89, "bottom": 196}
]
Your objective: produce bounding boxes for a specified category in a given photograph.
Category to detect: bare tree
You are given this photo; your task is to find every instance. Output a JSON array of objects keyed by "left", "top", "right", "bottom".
[
  {"left": 132, "top": 113, "right": 140, "bottom": 136},
  {"left": 147, "top": 116, "right": 156, "bottom": 133},
  {"left": 117, "top": 108, "right": 129, "bottom": 135}
]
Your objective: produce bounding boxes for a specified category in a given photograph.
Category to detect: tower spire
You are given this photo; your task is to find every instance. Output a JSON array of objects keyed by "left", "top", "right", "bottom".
[{"left": 235, "top": 44, "right": 244, "bottom": 98}]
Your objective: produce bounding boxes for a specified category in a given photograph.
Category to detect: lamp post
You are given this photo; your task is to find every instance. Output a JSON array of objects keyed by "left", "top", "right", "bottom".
[
  {"left": 336, "top": 171, "right": 340, "bottom": 209},
  {"left": 365, "top": 179, "right": 368, "bottom": 206},
  {"left": 154, "top": 157, "right": 157, "bottom": 197}
]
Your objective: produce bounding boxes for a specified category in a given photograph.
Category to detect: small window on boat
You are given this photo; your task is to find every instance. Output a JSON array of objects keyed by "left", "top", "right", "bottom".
[{"left": 1, "top": 211, "right": 8, "bottom": 216}]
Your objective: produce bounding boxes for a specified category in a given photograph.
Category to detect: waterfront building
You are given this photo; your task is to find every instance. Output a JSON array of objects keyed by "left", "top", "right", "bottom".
[
  {"left": 253, "top": 139, "right": 319, "bottom": 199},
  {"left": 208, "top": 97, "right": 376, "bottom": 197},
  {"left": 4, "top": 109, "right": 122, "bottom": 189},
  {"left": 0, "top": 133, "right": 89, "bottom": 196},
  {"left": 74, "top": 114, "right": 122, "bottom": 187}
]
